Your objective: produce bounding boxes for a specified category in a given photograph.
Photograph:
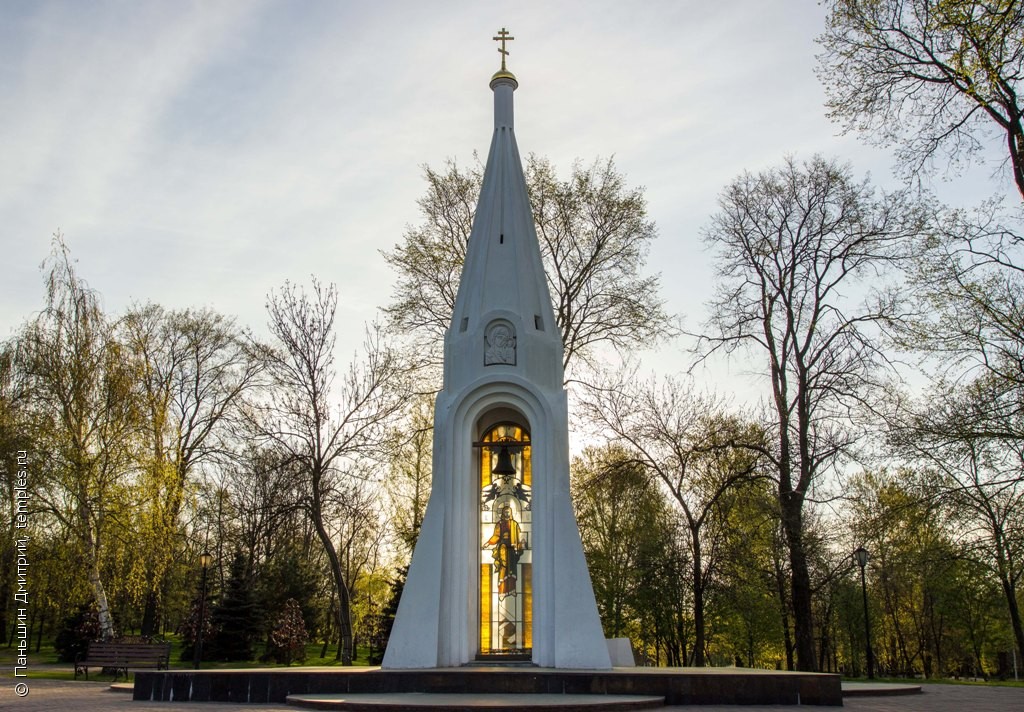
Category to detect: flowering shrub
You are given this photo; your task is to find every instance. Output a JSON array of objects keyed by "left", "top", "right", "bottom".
[{"left": 269, "top": 598, "right": 308, "bottom": 665}]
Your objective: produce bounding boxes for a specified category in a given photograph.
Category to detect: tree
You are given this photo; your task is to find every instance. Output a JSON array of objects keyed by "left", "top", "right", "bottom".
[
  {"left": 823, "top": 3, "right": 1024, "bottom": 662},
  {"left": 208, "top": 549, "right": 261, "bottom": 661},
  {"left": 581, "top": 373, "right": 764, "bottom": 666},
  {"left": 889, "top": 390, "right": 1024, "bottom": 664},
  {"left": 205, "top": 443, "right": 330, "bottom": 655},
  {"left": 268, "top": 598, "right": 309, "bottom": 665},
  {"left": 0, "top": 341, "right": 30, "bottom": 645},
  {"left": 17, "top": 238, "right": 139, "bottom": 640},
  {"left": 632, "top": 518, "right": 692, "bottom": 666},
  {"left": 257, "top": 278, "right": 407, "bottom": 664},
  {"left": 179, "top": 573, "right": 215, "bottom": 662},
  {"left": 899, "top": 205, "right": 1024, "bottom": 444},
  {"left": 697, "top": 156, "right": 928, "bottom": 670},
  {"left": 818, "top": 0, "right": 1024, "bottom": 200},
  {"left": 258, "top": 537, "right": 323, "bottom": 650},
  {"left": 337, "top": 478, "right": 390, "bottom": 660},
  {"left": 385, "top": 394, "right": 434, "bottom": 553},
  {"left": 371, "top": 564, "right": 407, "bottom": 665},
  {"left": 53, "top": 602, "right": 101, "bottom": 663},
  {"left": 570, "top": 444, "right": 673, "bottom": 641},
  {"left": 844, "top": 469, "right": 968, "bottom": 677},
  {"left": 382, "top": 156, "right": 673, "bottom": 377},
  {"left": 218, "top": 445, "right": 309, "bottom": 577},
  {"left": 120, "top": 303, "right": 262, "bottom": 635},
  {"left": 713, "top": 477, "right": 790, "bottom": 669}
]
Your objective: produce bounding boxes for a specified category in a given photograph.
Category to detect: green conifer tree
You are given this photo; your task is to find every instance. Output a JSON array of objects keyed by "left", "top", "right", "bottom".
[{"left": 208, "top": 550, "right": 261, "bottom": 661}]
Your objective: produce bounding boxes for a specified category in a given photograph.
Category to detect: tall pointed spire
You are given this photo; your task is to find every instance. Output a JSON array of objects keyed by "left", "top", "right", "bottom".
[
  {"left": 382, "top": 31, "right": 611, "bottom": 671},
  {"left": 445, "top": 28, "right": 563, "bottom": 394}
]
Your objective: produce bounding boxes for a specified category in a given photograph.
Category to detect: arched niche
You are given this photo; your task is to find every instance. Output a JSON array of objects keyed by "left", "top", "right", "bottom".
[{"left": 475, "top": 413, "right": 532, "bottom": 660}]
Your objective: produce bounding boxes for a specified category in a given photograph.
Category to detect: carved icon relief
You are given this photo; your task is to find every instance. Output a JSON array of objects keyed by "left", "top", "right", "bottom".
[{"left": 484, "top": 321, "right": 516, "bottom": 366}]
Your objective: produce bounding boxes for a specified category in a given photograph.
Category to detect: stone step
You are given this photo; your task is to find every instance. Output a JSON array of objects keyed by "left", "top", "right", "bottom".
[
  {"left": 285, "top": 692, "right": 666, "bottom": 711},
  {"left": 841, "top": 682, "right": 923, "bottom": 697}
]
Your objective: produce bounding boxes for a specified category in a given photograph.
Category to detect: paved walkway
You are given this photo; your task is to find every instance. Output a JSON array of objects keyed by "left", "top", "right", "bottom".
[{"left": 1, "top": 677, "right": 1022, "bottom": 711}]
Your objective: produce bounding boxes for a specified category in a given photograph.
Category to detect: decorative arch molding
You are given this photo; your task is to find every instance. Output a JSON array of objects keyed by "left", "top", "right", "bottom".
[
  {"left": 475, "top": 406, "right": 527, "bottom": 437},
  {"left": 383, "top": 374, "right": 609, "bottom": 670},
  {"left": 442, "top": 378, "right": 558, "bottom": 666}
]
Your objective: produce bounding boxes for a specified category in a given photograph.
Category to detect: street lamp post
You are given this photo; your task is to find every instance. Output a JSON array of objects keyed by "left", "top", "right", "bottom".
[
  {"left": 193, "top": 551, "right": 213, "bottom": 669},
  {"left": 853, "top": 545, "right": 874, "bottom": 679}
]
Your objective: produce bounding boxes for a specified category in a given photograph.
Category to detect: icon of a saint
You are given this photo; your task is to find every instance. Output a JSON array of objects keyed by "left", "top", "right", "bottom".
[
  {"left": 484, "top": 323, "right": 516, "bottom": 365},
  {"left": 484, "top": 505, "right": 522, "bottom": 596}
]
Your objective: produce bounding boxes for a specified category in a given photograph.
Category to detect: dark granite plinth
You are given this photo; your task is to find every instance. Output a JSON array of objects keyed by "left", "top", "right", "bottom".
[
  {"left": 132, "top": 666, "right": 843, "bottom": 706},
  {"left": 286, "top": 692, "right": 666, "bottom": 711}
]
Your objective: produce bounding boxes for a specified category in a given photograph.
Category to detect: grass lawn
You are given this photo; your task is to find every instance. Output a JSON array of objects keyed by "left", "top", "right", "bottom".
[{"left": 841, "top": 675, "right": 1024, "bottom": 688}]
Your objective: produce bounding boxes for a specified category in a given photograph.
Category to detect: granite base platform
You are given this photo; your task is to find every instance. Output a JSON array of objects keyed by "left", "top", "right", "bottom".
[
  {"left": 132, "top": 666, "right": 843, "bottom": 707},
  {"left": 285, "top": 691, "right": 666, "bottom": 711}
]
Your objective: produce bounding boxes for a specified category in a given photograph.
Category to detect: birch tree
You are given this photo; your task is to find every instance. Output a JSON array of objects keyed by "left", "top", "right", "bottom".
[{"left": 18, "top": 238, "right": 138, "bottom": 639}]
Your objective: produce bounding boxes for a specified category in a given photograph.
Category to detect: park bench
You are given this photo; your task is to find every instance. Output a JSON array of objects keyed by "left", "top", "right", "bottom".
[{"left": 74, "top": 640, "right": 171, "bottom": 681}]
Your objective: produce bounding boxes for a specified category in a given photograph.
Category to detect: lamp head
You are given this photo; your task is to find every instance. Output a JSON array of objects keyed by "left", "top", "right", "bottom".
[{"left": 853, "top": 546, "right": 869, "bottom": 569}]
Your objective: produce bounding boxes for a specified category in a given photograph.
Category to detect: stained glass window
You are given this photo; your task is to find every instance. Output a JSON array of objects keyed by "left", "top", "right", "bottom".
[{"left": 478, "top": 422, "right": 532, "bottom": 659}]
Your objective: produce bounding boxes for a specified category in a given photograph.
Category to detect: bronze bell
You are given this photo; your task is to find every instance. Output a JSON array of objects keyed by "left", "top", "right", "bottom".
[{"left": 492, "top": 445, "right": 516, "bottom": 476}]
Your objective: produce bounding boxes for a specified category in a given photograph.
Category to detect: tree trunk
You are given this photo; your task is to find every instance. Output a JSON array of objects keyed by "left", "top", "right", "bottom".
[
  {"left": 140, "top": 590, "right": 158, "bottom": 637},
  {"left": 88, "top": 554, "right": 115, "bottom": 640},
  {"left": 999, "top": 574, "right": 1024, "bottom": 666},
  {"left": 780, "top": 491, "right": 816, "bottom": 671},
  {"left": 774, "top": 557, "right": 794, "bottom": 670},
  {"left": 35, "top": 608, "right": 45, "bottom": 653},
  {"left": 1006, "top": 116, "right": 1024, "bottom": 202},
  {"left": 311, "top": 511, "right": 353, "bottom": 665},
  {"left": 690, "top": 523, "right": 706, "bottom": 667},
  {"left": 989, "top": 519, "right": 1024, "bottom": 666}
]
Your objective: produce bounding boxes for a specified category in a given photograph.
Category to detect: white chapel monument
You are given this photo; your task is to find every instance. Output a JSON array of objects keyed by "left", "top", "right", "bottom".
[{"left": 382, "top": 29, "right": 612, "bottom": 670}]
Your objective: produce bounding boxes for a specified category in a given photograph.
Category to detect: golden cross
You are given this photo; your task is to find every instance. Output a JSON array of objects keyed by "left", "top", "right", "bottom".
[{"left": 493, "top": 27, "right": 514, "bottom": 70}]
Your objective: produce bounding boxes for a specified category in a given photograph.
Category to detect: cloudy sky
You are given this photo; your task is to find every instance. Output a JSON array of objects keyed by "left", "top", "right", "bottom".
[{"left": 0, "top": 1, "right": 998, "bottom": 399}]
